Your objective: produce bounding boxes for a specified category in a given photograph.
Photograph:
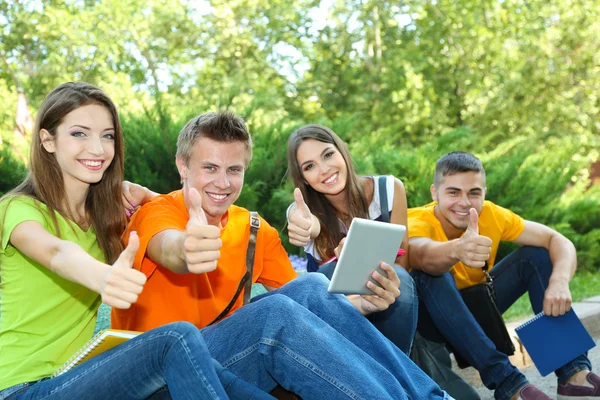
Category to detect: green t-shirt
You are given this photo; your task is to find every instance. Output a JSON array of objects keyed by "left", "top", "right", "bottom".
[{"left": 0, "top": 196, "right": 102, "bottom": 390}]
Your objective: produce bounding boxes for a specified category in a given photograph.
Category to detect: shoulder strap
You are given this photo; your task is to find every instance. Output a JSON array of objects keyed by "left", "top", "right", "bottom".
[
  {"left": 243, "top": 212, "right": 260, "bottom": 304},
  {"left": 208, "top": 211, "right": 260, "bottom": 326},
  {"left": 378, "top": 176, "right": 390, "bottom": 223}
]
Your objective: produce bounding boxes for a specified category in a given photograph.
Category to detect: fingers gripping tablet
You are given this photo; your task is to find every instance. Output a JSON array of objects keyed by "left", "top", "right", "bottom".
[{"left": 327, "top": 218, "right": 406, "bottom": 295}]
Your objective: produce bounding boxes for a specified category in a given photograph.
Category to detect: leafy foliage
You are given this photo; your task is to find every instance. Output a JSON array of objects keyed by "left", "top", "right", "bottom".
[{"left": 0, "top": 0, "right": 597, "bottom": 270}]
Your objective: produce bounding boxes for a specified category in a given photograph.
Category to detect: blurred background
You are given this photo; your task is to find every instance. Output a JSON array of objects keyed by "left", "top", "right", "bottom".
[{"left": 0, "top": 0, "right": 598, "bottom": 291}]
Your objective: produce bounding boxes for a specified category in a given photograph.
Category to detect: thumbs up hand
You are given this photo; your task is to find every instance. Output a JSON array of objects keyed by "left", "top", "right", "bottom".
[
  {"left": 455, "top": 208, "right": 493, "bottom": 268},
  {"left": 102, "top": 231, "right": 147, "bottom": 309},
  {"left": 186, "top": 182, "right": 209, "bottom": 226},
  {"left": 288, "top": 188, "right": 314, "bottom": 247},
  {"left": 183, "top": 180, "right": 222, "bottom": 274}
]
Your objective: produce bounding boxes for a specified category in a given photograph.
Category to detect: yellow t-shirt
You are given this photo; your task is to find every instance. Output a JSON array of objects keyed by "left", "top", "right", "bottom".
[
  {"left": 408, "top": 201, "right": 525, "bottom": 290},
  {"left": 0, "top": 196, "right": 102, "bottom": 391}
]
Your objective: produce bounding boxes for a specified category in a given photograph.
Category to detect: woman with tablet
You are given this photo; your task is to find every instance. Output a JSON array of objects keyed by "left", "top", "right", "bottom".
[
  {"left": 286, "top": 123, "right": 417, "bottom": 354},
  {"left": 0, "top": 82, "right": 269, "bottom": 399}
]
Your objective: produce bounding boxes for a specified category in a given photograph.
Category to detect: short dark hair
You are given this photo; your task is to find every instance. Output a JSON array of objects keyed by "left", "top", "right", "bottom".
[
  {"left": 434, "top": 151, "right": 485, "bottom": 186},
  {"left": 176, "top": 110, "right": 253, "bottom": 166}
]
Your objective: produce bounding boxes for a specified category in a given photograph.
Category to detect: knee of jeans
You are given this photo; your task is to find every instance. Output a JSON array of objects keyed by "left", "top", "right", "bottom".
[
  {"left": 294, "top": 271, "right": 330, "bottom": 289},
  {"left": 518, "top": 246, "right": 551, "bottom": 266},
  {"left": 261, "top": 293, "right": 299, "bottom": 315},
  {"left": 412, "top": 269, "right": 456, "bottom": 291},
  {"left": 162, "top": 321, "right": 200, "bottom": 338}
]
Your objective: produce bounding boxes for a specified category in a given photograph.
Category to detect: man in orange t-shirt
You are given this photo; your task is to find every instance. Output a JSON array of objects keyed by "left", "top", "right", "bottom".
[
  {"left": 112, "top": 110, "right": 298, "bottom": 331},
  {"left": 112, "top": 192, "right": 297, "bottom": 331},
  {"left": 110, "top": 111, "right": 450, "bottom": 399},
  {"left": 407, "top": 152, "right": 597, "bottom": 400}
]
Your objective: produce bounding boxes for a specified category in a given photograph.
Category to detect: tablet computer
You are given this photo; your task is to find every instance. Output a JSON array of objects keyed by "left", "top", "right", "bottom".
[{"left": 327, "top": 218, "right": 406, "bottom": 295}]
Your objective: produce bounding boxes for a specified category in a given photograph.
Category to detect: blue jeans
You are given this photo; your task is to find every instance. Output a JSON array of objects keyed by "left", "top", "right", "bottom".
[
  {"left": 204, "top": 273, "right": 451, "bottom": 399},
  {"left": 412, "top": 246, "right": 592, "bottom": 400},
  {"left": 317, "top": 262, "right": 418, "bottom": 354},
  {"left": 1, "top": 322, "right": 272, "bottom": 400}
]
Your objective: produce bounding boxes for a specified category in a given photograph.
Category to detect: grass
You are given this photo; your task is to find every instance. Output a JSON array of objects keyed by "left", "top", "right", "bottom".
[{"left": 503, "top": 270, "right": 600, "bottom": 322}]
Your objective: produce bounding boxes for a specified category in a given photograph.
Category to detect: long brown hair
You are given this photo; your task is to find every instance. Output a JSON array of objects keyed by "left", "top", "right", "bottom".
[
  {"left": 1, "top": 82, "right": 125, "bottom": 263},
  {"left": 287, "top": 124, "right": 369, "bottom": 261}
]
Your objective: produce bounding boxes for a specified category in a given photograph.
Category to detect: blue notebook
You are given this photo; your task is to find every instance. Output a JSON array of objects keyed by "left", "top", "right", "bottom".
[{"left": 515, "top": 309, "right": 596, "bottom": 376}]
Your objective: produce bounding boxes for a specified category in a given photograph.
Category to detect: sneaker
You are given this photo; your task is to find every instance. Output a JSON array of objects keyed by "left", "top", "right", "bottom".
[
  {"left": 517, "top": 384, "right": 552, "bottom": 399},
  {"left": 558, "top": 371, "right": 600, "bottom": 399}
]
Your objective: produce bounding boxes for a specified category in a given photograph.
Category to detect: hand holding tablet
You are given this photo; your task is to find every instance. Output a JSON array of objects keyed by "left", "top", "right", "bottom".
[{"left": 327, "top": 218, "right": 406, "bottom": 295}]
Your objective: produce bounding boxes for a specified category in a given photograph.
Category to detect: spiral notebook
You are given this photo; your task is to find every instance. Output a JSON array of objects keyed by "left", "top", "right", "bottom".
[
  {"left": 515, "top": 309, "right": 596, "bottom": 376},
  {"left": 52, "top": 329, "right": 141, "bottom": 377}
]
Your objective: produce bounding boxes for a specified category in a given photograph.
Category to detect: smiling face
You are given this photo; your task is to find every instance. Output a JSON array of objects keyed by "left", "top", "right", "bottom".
[
  {"left": 176, "top": 137, "right": 247, "bottom": 225},
  {"left": 41, "top": 104, "right": 115, "bottom": 195},
  {"left": 296, "top": 138, "right": 348, "bottom": 198},
  {"left": 431, "top": 171, "right": 486, "bottom": 238}
]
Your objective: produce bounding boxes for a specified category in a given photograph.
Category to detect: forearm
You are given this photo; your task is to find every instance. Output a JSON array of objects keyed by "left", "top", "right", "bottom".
[
  {"left": 548, "top": 234, "right": 577, "bottom": 282},
  {"left": 143, "top": 187, "right": 160, "bottom": 203},
  {"left": 408, "top": 238, "right": 459, "bottom": 275},
  {"left": 148, "top": 230, "right": 188, "bottom": 273},
  {"left": 49, "top": 240, "right": 109, "bottom": 294}
]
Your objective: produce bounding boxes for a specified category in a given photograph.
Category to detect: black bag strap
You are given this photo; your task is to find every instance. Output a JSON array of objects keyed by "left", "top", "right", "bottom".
[
  {"left": 209, "top": 212, "right": 260, "bottom": 325},
  {"left": 243, "top": 212, "right": 260, "bottom": 304},
  {"left": 482, "top": 261, "right": 496, "bottom": 300},
  {"left": 378, "top": 176, "right": 390, "bottom": 223}
]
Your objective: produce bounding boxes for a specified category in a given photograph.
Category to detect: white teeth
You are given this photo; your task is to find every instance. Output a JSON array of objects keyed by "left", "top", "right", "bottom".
[
  {"left": 324, "top": 173, "right": 338, "bottom": 184},
  {"left": 81, "top": 160, "right": 101, "bottom": 167},
  {"left": 455, "top": 212, "right": 469, "bottom": 216},
  {"left": 208, "top": 193, "right": 227, "bottom": 200}
]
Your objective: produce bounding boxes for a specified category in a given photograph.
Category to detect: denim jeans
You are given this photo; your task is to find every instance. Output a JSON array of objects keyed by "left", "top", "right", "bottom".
[
  {"left": 1, "top": 322, "right": 275, "bottom": 400},
  {"left": 317, "top": 262, "right": 418, "bottom": 354},
  {"left": 0, "top": 322, "right": 233, "bottom": 400},
  {"left": 204, "top": 273, "right": 452, "bottom": 399},
  {"left": 412, "top": 246, "right": 592, "bottom": 400}
]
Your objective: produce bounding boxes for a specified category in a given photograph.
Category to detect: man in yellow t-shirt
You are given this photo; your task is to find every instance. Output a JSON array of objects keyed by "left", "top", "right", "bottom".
[{"left": 408, "top": 152, "right": 598, "bottom": 400}]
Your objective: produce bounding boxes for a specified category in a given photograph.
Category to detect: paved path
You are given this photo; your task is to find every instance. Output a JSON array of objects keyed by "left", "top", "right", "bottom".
[{"left": 462, "top": 338, "right": 600, "bottom": 399}]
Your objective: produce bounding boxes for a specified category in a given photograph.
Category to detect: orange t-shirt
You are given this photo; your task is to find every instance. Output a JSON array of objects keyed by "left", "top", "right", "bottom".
[
  {"left": 112, "top": 190, "right": 297, "bottom": 332},
  {"left": 408, "top": 200, "right": 525, "bottom": 290}
]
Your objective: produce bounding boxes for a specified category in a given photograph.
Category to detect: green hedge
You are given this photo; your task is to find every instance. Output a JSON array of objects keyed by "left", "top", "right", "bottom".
[{"left": 1, "top": 113, "right": 597, "bottom": 271}]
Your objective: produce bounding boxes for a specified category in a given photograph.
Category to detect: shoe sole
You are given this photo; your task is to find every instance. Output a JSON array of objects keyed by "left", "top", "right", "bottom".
[{"left": 558, "top": 395, "right": 598, "bottom": 400}]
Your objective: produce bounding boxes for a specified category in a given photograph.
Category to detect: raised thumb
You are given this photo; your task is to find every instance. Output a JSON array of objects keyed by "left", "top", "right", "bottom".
[
  {"left": 294, "top": 188, "right": 311, "bottom": 218},
  {"left": 120, "top": 231, "right": 140, "bottom": 268},
  {"left": 188, "top": 187, "right": 207, "bottom": 225},
  {"left": 468, "top": 208, "right": 479, "bottom": 234}
]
